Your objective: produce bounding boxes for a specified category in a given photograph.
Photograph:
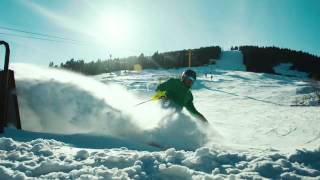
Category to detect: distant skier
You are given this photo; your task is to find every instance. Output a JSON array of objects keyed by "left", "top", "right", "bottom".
[{"left": 154, "top": 69, "right": 208, "bottom": 123}]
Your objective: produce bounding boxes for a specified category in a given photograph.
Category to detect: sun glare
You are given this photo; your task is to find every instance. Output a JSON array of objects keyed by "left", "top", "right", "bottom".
[
  {"left": 107, "top": 15, "right": 127, "bottom": 36},
  {"left": 94, "top": 12, "right": 135, "bottom": 48}
]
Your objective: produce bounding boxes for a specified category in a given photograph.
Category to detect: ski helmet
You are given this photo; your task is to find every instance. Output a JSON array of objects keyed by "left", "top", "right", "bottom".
[{"left": 181, "top": 69, "right": 197, "bottom": 81}]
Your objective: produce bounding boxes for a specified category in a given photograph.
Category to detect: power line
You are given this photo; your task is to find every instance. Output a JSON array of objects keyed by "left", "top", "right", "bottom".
[
  {"left": 0, "top": 32, "right": 63, "bottom": 42},
  {"left": 0, "top": 25, "right": 157, "bottom": 55},
  {"left": 0, "top": 32, "right": 86, "bottom": 46},
  {"left": 0, "top": 25, "right": 78, "bottom": 42}
]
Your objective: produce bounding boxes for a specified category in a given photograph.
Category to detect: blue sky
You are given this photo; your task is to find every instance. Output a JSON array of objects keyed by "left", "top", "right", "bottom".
[{"left": 0, "top": 0, "right": 319, "bottom": 67}]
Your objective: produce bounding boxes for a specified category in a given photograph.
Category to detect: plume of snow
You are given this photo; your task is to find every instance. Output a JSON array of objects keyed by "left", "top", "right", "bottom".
[{"left": 11, "top": 63, "right": 210, "bottom": 150}]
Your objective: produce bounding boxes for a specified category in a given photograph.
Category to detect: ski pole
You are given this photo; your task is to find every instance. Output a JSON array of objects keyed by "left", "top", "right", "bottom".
[
  {"left": 134, "top": 91, "right": 166, "bottom": 107},
  {"left": 134, "top": 99, "right": 153, "bottom": 107}
]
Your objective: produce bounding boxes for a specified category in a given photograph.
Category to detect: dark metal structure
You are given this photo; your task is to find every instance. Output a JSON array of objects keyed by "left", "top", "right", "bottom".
[{"left": 0, "top": 40, "right": 21, "bottom": 133}]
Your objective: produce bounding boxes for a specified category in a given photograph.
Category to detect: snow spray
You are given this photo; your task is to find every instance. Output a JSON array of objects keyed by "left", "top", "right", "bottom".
[{"left": 11, "top": 63, "right": 210, "bottom": 150}]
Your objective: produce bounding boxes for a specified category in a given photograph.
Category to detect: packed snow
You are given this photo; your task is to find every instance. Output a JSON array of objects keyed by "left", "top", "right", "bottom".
[
  {"left": 1, "top": 51, "right": 319, "bottom": 179},
  {"left": 274, "top": 63, "right": 309, "bottom": 78},
  {"left": 213, "top": 50, "right": 246, "bottom": 71}
]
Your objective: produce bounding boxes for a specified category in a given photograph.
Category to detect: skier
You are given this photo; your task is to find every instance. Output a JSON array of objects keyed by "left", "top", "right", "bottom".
[{"left": 154, "top": 69, "right": 208, "bottom": 123}]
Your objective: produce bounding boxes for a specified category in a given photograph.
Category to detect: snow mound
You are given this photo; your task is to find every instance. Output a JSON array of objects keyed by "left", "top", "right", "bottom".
[{"left": 0, "top": 137, "right": 319, "bottom": 179}]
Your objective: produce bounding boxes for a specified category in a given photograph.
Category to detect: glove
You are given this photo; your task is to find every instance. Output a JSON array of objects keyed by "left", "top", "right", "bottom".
[{"left": 152, "top": 91, "right": 167, "bottom": 100}]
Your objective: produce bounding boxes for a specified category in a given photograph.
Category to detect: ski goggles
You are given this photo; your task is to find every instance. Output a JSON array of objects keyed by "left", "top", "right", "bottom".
[{"left": 185, "top": 76, "right": 196, "bottom": 83}]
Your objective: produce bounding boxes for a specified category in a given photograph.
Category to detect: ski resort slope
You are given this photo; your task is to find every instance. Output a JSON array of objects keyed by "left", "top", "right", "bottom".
[
  {"left": 214, "top": 50, "right": 246, "bottom": 71},
  {"left": 0, "top": 51, "right": 319, "bottom": 179}
]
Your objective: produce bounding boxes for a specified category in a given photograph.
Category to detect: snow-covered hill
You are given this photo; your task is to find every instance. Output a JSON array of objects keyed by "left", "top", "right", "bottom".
[
  {"left": 214, "top": 50, "right": 246, "bottom": 71},
  {"left": 1, "top": 52, "right": 319, "bottom": 179}
]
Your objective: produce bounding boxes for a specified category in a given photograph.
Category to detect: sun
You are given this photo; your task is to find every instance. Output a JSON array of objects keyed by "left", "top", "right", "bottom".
[
  {"left": 106, "top": 15, "right": 127, "bottom": 37},
  {"left": 94, "top": 12, "right": 134, "bottom": 47}
]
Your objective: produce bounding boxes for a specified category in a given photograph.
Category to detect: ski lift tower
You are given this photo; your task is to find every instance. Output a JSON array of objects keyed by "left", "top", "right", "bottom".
[{"left": 0, "top": 40, "right": 21, "bottom": 133}]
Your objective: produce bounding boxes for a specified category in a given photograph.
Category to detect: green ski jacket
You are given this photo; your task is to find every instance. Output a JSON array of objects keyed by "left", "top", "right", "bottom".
[{"left": 156, "top": 78, "right": 203, "bottom": 118}]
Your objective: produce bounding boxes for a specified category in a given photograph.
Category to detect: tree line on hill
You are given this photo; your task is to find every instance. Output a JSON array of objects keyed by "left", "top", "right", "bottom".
[
  {"left": 50, "top": 45, "right": 320, "bottom": 79},
  {"left": 233, "top": 46, "right": 320, "bottom": 79},
  {"left": 49, "top": 46, "right": 221, "bottom": 75}
]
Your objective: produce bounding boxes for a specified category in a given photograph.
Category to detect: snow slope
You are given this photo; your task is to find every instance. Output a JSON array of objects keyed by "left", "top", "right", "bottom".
[
  {"left": 274, "top": 63, "right": 309, "bottom": 78},
  {"left": 213, "top": 50, "right": 246, "bottom": 71},
  {"left": 1, "top": 51, "right": 319, "bottom": 179}
]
